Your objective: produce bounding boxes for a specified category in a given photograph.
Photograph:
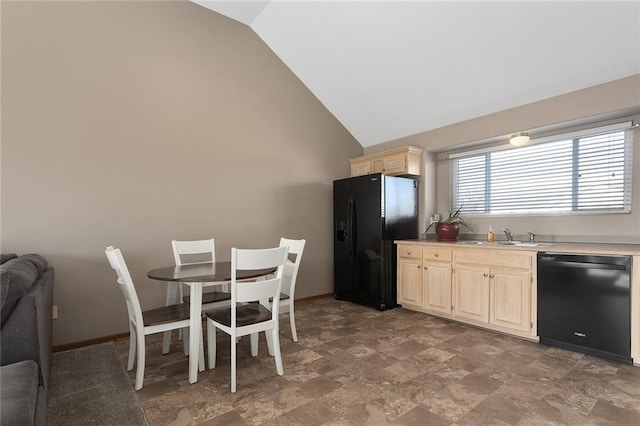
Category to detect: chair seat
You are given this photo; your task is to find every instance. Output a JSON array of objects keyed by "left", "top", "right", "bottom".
[
  {"left": 268, "top": 293, "right": 290, "bottom": 303},
  {"left": 183, "top": 291, "right": 232, "bottom": 305},
  {"left": 206, "top": 304, "right": 272, "bottom": 327},
  {"left": 142, "top": 303, "right": 191, "bottom": 326}
]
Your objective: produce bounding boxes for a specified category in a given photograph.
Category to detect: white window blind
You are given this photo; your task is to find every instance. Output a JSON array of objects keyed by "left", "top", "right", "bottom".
[{"left": 451, "top": 124, "right": 633, "bottom": 215}]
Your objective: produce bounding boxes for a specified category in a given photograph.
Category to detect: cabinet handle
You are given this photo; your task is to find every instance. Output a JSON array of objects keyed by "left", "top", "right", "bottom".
[
  {"left": 483, "top": 273, "right": 488, "bottom": 277},
  {"left": 417, "top": 265, "right": 421, "bottom": 269},
  {"left": 434, "top": 253, "right": 439, "bottom": 257},
  {"left": 423, "top": 266, "right": 428, "bottom": 270},
  {"left": 407, "top": 251, "right": 411, "bottom": 255},
  {"left": 489, "top": 274, "right": 495, "bottom": 278}
]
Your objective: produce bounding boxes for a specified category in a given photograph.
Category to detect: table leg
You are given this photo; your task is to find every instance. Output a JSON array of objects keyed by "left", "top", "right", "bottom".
[
  {"left": 162, "top": 281, "right": 180, "bottom": 354},
  {"left": 188, "top": 282, "right": 203, "bottom": 384}
]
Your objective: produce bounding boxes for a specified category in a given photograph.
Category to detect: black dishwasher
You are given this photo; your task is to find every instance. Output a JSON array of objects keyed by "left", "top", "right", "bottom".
[{"left": 537, "top": 252, "right": 632, "bottom": 363}]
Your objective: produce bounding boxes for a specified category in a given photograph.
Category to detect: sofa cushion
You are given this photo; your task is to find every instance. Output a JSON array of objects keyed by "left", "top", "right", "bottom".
[
  {"left": 0, "top": 255, "right": 48, "bottom": 325},
  {"left": 1, "top": 253, "right": 17, "bottom": 264},
  {"left": 0, "top": 360, "right": 39, "bottom": 426}
]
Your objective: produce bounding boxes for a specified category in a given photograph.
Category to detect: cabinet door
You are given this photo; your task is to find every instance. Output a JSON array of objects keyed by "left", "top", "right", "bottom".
[
  {"left": 490, "top": 267, "right": 531, "bottom": 333},
  {"left": 398, "top": 257, "right": 422, "bottom": 308},
  {"left": 372, "top": 158, "right": 386, "bottom": 174},
  {"left": 453, "top": 264, "right": 489, "bottom": 323},
  {"left": 382, "top": 154, "right": 407, "bottom": 175},
  {"left": 373, "top": 154, "right": 406, "bottom": 175},
  {"left": 423, "top": 262, "right": 452, "bottom": 314},
  {"left": 351, "top": 160, "right": 371, "bottom": 177}
]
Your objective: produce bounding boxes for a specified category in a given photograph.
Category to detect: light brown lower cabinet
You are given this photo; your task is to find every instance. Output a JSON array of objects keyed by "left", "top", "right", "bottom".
[
  {"left": 397, "top": 250, "right": 422, "bottom": 309},
  {"left": 397, "top": 244, "right": 535, "bottom": 339},
  {"left": 453, "top": 263, "right": 532, "bottom": 334},
  {"left": 452, "top": 264, "right": 489, "bottom": 323},
  {"left": 489, "top": 266, "right": 532, "bottom": 333},
  {"left": 397, "top": 245, "right": 453, "bottom": 313},
  {"left": 423, "top": 261, "right": 452, "bottom": 315}
]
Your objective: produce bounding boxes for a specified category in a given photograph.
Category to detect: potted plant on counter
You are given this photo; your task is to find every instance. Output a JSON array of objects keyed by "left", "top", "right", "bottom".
[{"left": 425, "top": 206, "right": 472, "bottom": 241}]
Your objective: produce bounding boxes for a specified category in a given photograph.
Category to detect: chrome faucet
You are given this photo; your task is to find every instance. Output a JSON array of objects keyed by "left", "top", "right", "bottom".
[
  {"left": 527, "top": 232, "right": 536, "bottom": 243},
  {"left": 502, "top": 228, "right": 513, "bottom": 241}
]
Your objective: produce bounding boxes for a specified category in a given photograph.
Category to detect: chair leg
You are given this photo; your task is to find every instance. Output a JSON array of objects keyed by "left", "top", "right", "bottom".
[
  {"left": 265, "top": 330, "right": 274, "bottom": 356},
  {"left": 231, "top": 333, "right": 237, "bottom": 393},
  {"left": 289, "top": 302, "right": 298, "bottom": 342},
  {"left": 272, "top": 328, "right": 284, "bottom": 376},
  {"left": 135, "top": 332, "right": 146, "bottom": 390},
  {"left": 198, "top": 330, "right": 205, "bottom": 372},
  {"left": 250, "top": 333, "right": 258, "bottom": 357},
  {"left": 183, "top": 330, "right": 190, "bottom": 356},
  {"left": 164, "top": 281, "right": 180, "bottom": 351},
  {"left": 207, "top": 320, "right": 216, "bottom": 369},
  {"left": 128, "top": 326, "right": 136, "bottom": 371},
  {"left": 178, "top": 284, "right": 184, "bottom": 341},
  {"left": 162, "top": 331, "right": 172, "bottom": 355},
  {"left": 182, "top": 327, "right": 190, "bottom": 355}
]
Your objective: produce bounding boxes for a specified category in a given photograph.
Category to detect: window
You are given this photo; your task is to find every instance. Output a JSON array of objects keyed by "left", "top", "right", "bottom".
[{"left": 451, "top": 123, "right": 633, "bottom": 216}]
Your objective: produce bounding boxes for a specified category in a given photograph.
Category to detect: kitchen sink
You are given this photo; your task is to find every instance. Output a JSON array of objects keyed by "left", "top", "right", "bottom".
[{"left": 498, "top": 241, "right": 553, "bottom": 247}]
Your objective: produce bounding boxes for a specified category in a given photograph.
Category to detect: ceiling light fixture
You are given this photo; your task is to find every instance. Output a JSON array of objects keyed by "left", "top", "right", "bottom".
[{"left": 509, "top": 132, "right": 530, "bottom": 146}]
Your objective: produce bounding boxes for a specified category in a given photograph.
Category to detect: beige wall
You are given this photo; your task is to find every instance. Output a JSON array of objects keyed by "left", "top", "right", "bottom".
[
  {"left": 369, "top": 76, "right": 640, "bottom": 242},
  {"left": 1, "top": 1, "right": 362, "bottom": 345}
]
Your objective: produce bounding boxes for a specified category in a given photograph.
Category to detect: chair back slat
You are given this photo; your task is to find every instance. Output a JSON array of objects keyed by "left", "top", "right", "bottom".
[
  {"left": 235, "top": 277, "right": 281, "bottom": 304},
  {"left": 172, "top": 239, "right": 215, "bottom": 265},
  {"left": 280, "top": 238, "right": 305, "bottom": 256},
  {"left": 234, "top": 246, "right": 288, "bottom": 271}
]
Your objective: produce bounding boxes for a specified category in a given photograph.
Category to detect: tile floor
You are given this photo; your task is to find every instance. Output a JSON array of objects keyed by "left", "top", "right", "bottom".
[{"left": 114, "top": 296, "right": 640, "bottom": 425}]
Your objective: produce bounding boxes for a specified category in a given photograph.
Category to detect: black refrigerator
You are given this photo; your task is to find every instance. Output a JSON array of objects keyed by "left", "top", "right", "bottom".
[{"left": 333, "top": 173, "right": 418, "bottom": 310}]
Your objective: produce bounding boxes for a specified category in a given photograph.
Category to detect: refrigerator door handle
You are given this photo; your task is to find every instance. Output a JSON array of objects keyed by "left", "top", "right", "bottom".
[
  {"left": 346, "top": 198, "right": 352, "bottom": 256},
  {"left": 350, "top": 197, "right": 357, "bottom": 257}
]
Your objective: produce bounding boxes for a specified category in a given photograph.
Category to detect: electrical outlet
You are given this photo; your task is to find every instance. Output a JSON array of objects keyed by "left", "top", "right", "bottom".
[{"left": 52, "top": 305, "right": 58, "bottom": 320}]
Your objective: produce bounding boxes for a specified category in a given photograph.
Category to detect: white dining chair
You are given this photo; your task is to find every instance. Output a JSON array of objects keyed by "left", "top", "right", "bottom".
[
  {"left": 172, "top": 239, "right": 232, "bottom": 306},
  {"left": 164, "top": 239, "right": 232, "bottom": 354},
  {"left": 272, "top": 238, "right": 306, "bottom": 342},
  {"left": 205, "top": 246, "right": 288, "bottom": 393},
  {"left": 105, "top": 246, "right": 204, "bottom": 390}
]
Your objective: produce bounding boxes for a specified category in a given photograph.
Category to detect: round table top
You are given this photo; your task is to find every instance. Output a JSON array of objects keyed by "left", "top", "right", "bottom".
[{"left": 147, "top": 261, "right": 275, "bottom": 282}]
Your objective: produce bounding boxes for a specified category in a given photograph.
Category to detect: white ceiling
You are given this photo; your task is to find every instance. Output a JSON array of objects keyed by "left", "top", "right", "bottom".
[{"left": 193, "top": 1, "right": 640, "bottom": 148}]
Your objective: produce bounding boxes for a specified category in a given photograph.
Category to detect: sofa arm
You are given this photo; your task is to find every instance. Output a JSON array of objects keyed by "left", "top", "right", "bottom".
[{"left": 0, "top": 267, "right": 53, "bottom": 390}]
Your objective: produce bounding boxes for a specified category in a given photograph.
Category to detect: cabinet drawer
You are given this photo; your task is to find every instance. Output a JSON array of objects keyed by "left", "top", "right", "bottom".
[
  {"left": 455, "top": 249, "right": 532, "bottom": 269},
  {"left": 398, "top": 246, "right": 422, "bottom": 259},
  {"left": 423, "top": 248, "right": 452, "bottom": 262}
]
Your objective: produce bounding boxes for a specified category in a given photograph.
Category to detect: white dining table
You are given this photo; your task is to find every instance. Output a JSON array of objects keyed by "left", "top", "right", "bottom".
[{"left": 147, "top": 262, "right": 275, "bottom": 384}]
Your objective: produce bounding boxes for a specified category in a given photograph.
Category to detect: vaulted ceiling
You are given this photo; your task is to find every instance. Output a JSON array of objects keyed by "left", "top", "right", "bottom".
[{"left": 193, "top": 1, "right": 640, "bottom": 148}]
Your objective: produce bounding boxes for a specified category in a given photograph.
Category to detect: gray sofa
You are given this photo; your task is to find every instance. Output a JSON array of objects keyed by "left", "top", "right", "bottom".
[{"left": 0, "top": 253, "right": 53, "bottom": 426}]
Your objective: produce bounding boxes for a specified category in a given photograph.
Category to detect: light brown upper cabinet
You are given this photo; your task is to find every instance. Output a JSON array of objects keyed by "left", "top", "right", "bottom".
[{"left": 350, "top": 146, "right": 423, "bottom": 177}]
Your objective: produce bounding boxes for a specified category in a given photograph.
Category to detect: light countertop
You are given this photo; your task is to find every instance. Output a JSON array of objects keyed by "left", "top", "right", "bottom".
[{"left": 394, "top": 240, "right": 640, "bottom": 256}]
